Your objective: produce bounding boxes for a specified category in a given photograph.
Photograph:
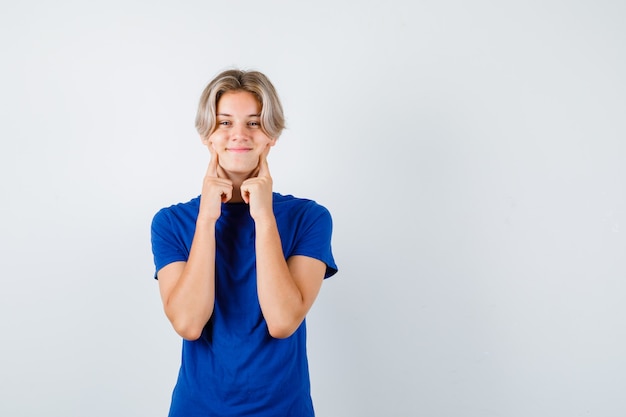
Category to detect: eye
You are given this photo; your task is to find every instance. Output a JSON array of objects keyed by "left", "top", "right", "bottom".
[
  {"left": 248, "top": 120, "right": 260, "bottom": 128},
  {"left": 218, "top": 120, "right": 231, "bottom": 126}
]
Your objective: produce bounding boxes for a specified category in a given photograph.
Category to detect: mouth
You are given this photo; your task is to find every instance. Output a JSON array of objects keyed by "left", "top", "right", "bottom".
[{"left": 226, "top": 147, "right": 253, "bottom": 154}]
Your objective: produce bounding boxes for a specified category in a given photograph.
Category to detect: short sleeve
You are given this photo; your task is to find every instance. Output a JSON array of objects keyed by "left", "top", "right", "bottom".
[
  {"left": 290, "top": 204, "right": 338, "bottom": 279},
  {"left": 150, "top": 208, "right": 189, "bottom": 279}
]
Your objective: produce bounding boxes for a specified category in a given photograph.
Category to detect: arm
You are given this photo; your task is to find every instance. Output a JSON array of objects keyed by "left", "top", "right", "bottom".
[
  {"left": 157, "top": 152, "right": 233, "bottom": 341},
  {"left": 255, "top": 219, "right": 326, "bottom": 339},
  {"left": 242, "top": 147, "right": 325, "bottom": 338},
  {"left": 157, "top": 219, "right": 216, "bottom": 341}
]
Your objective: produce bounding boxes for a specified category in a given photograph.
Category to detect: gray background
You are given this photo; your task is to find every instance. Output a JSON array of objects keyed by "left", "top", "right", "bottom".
[{"left": 1, "top": 1, "right": 625, "bottom": 416}]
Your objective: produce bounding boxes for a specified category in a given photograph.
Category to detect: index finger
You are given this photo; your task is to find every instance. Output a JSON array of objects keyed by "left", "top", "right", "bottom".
[
  {"left": 257, "top": 144, "right": 271, "bottom": 177},
  {"left": 206, "top": 148, "right": 219, "bottom": 178}
]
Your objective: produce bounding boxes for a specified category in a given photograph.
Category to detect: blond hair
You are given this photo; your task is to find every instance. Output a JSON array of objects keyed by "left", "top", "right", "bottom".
[{"left": 195, "top": 69, "right": 285, "bottom": 140}]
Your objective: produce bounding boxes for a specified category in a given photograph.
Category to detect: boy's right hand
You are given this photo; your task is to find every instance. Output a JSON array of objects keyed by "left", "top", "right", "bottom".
[{"left": 198, "top": 150, "right": 233, "bottom": 222}]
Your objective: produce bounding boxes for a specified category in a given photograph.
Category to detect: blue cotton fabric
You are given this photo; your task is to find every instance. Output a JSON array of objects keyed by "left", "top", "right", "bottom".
[{"left": 151, "top": 193, "right": 337, "bottom": 416}]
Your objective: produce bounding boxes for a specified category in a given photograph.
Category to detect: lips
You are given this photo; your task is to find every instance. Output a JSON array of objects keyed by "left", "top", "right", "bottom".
[{"left": 226, "top": 147, "right": 252, "bottom": 153}]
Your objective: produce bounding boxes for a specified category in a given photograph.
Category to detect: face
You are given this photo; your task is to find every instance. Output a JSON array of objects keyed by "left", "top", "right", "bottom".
[{"left": 204, "top": 90, "right": 274, "bottom": 178}]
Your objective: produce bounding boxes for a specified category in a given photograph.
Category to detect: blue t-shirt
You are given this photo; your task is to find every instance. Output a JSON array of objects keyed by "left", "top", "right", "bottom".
[{"left": 151, "top": 193, "right": 338, "bottom": 417}]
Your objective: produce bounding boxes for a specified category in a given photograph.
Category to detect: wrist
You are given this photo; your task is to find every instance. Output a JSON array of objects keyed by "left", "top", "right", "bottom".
[
  {"left": 252, "top": 212, "right": 277, "bottom": 228},
  {"left": 196, "top": 216, "right": 218, "bottom": 229}
]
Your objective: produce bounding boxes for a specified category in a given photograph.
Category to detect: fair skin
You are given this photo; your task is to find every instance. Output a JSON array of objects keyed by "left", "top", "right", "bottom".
[{"left": 157, "top": 91, "right": 326, "bottom": 340}]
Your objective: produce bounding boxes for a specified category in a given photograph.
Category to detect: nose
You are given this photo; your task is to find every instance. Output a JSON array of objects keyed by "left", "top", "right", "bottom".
[{"left": 230, "top": 123, "right": 250, "bottom": 141}]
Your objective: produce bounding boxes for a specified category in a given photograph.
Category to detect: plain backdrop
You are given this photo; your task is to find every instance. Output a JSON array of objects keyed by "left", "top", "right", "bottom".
[{"left": 1, "top": 1, "right": 625, "bottom": 416}]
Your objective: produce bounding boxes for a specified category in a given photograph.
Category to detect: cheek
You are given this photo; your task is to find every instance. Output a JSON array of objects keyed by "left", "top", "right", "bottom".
[
  {"left": 207, "top": 132, "right": 226, "bottom": 148},
  {"left": 258, "top": 133, "right": 275, "bottom": 146}
]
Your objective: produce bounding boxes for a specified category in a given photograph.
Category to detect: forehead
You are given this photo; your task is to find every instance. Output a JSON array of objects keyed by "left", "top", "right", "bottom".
[{"left": 217, "top": 90, "right": 261, "bottom": 114}]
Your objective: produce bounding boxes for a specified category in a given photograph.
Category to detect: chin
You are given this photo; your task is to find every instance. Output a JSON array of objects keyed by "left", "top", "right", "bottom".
[{"left": 222, "top": 165, "right": 256, "bottom": 177}]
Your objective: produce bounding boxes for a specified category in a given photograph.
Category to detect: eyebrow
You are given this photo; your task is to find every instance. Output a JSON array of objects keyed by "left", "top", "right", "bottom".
[{"left": 216, "top": 113, "right": 261, "bottom": 117}]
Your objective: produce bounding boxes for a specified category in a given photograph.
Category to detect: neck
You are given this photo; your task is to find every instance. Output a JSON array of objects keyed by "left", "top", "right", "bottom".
[{"left": 229, "top": 187, "right": 245, "bottom": 203}]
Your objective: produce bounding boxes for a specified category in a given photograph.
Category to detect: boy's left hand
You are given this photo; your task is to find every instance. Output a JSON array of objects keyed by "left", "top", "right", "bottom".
[{"left": 241, "top": 144, "right": 274, "bottom": 221}]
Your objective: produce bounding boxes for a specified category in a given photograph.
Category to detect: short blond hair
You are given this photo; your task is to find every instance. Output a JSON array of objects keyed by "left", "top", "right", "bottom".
[{"left": 195, "top": 69, "right": 285, "bottom": 140}]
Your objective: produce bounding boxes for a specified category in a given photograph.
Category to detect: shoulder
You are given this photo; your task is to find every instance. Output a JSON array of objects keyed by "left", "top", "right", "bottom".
[
  {"left": 272, "top": 192, "right": 333, "bottom": 232},
  {"left": 153, "top": 196, "right": 200, "bottom": 219},
  {"left": 273, "top": 193, "right": 331, "bottom": 217},
  {"left": 152, "top": 196, "right": 201, "bottom": 230}
]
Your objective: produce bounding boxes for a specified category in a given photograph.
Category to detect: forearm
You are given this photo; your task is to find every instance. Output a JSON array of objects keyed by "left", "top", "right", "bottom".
[
  {"left": 164, "top": 219, "right": 216, "bottom": 340},
  {"left": 255, "top": 217, "right": 306, "bottom": 338}
]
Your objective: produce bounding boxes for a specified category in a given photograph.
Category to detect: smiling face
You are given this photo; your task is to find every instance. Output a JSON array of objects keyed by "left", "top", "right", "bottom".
[{"left": 204, "top": 90, "right": 275, "bottom": 180}]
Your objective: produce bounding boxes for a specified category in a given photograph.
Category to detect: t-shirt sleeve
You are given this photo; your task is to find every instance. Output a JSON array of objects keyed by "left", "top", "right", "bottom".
[
  {"left": 150, "top": 208, "right": 189, "bottom": 279},
  {"left": 291, "top": 204, "right": 338, "bottom": 279}
]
